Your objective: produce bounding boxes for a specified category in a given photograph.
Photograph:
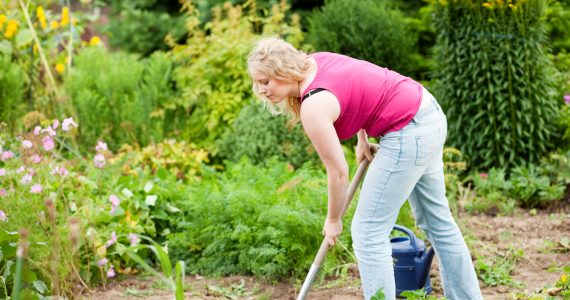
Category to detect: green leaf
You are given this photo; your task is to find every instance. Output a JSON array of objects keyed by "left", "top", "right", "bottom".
[
  {"left": 175, "top": 261, "right": 185, "bottom": 300},
  {"left": 145, "top": 195, "right": 157, "bottom": 206},
  {"left": 16, "top": 29, "right": 34, "bottom": 48},
  {"left": 32, "top": 280, "right": 48, "bottom": 294},
  {"left": 0, "top": 40, "right": 13, "bottom": 55}
]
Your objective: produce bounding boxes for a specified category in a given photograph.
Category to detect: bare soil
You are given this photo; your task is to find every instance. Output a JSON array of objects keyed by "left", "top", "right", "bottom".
[{"left": 82, "top": 206, "right": 570, "bottom": 300}]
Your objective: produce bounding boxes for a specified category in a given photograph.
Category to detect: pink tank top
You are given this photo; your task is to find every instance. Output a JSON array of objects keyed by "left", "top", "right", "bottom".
[{"left": 301, "top": 52, "right": 423, "bottom": 140}]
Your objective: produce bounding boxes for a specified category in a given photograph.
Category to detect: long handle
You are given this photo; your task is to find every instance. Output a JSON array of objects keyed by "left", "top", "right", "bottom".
[{"left": 297, "top": 157, "right": 372, "bottom": 300}]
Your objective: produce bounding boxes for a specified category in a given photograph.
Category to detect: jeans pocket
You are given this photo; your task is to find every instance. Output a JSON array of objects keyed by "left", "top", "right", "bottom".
[{"left": 415, "top": 129, "right": 441, "bottom": 166}]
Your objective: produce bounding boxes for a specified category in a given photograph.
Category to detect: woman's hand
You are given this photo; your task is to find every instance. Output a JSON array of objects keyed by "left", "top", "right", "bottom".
[
  {"left": 356, "top": 140, "right": 373, "bottom": 164},
  {"left": 323, "top": 218, "right": 343, "bottom": 246}
]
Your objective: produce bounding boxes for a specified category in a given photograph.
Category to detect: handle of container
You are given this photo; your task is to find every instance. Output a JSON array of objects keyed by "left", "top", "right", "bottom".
[{"left": 392, "top": 225, "right": 418, "bottom": 250}]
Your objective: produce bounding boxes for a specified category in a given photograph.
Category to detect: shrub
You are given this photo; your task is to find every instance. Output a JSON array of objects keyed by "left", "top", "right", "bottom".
[
  {"left": 102, "top": 0, "right": 186, "bottom": 56},
  {"left": 306, "top": 0, "right": 418, "bottom": 76},
  {"left": 167, "top": 158, "right": 354, "bottom": 280},
  {"left": 169, "top": 1, "right": 303, "bottom": 154},
  {"left": 64, "top": 47, "right": 176, "bottom": 151},
  {"left": 217, "top": 103, "right": 319, "bottom": 168},
  {"left": 432, "top": 0, "right": 561, "bottom": 170},
  {"left": 0, "top": 55, "right": 27, "bottom": 134}
]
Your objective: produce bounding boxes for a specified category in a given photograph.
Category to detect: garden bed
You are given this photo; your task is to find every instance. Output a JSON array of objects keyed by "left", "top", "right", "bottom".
[{"left": 85, "top": 204, "right": 570, "bottom": 299}]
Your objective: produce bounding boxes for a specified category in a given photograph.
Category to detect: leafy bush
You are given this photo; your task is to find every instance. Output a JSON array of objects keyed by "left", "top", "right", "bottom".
[
  {"left": 217, "top": 103, "right": 318, "bottom": 168},
  {"left": 115, "top": 139, "right": 210, "bottom": 182},
  {"left": 65, "top": 47, "right": 177, "bottom": 151},
  {"left": 469, "top": 161, "right": 566, "bottom": 210},
  {"left": 0, "top": 55, "right": 27, "bottom": 134},
  {"left": 169, "top": 1, "right": 303, "bottom": 154},
  {"left": 102, "top": 0, "right": 186, "bottom": 56},
  {"left": 167, "top": 158, "right": 355, "bottom": 280},
  {"left": 433, "top": 0, "right": 561, "bottom": 170},
  {"left": 306, "top": 0, "right": 418, "bottom": 76}
]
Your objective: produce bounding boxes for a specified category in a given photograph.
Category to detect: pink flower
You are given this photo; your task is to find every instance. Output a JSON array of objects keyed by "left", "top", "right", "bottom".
[
  {"left": 564, "top": 94, "right": 570, "bottom": 105},
  {"left": 94, "top": 154, "right": 106, "bottom": 168},
  {"left": 479, "top": 173, "right": 489, "bottom": 179},
  {"left": 42, "top": 126, "right": 56, "bottom": 137},
  {"left": 0, "top": 210, "right": 6, "bottom": 222},
  {"left": 109, "top": 195, "right": 120, "bottom": 206},
  {"left": 106, "top": 266, "right": 115, "bottom": 278},
  {"left": 98, "top": 258, "right": 108, "bottom": 267},
  {"left": 0, "top": 168, "right": 6, "bottom": 176},
  {"left": 42, "top": 136, "right": 55, "bottom": 151},
  {"left": 1, "top": 151, "right": 14, "bottom": 161},
  {"left": 0, "top": 189, "right": 6, "bottom": 197},
  {"left": 128, "top": 233, "right": 139, "bottom": 246},
  {"left": 31, "top": 154, "right": 42, "bottom": 164},
  {"left": 30, "top": 184, "right": 43, "bottom": 194},
  {"left": 58, "top": 166, "right": 68, "bottom": 176},
  {"left": 34, "top": 126, "right": 41, "bottom": 135},
  {"left": 95, "top": 141, "right": 108, "bottom": 152},
  {"left": 16, "top": 166, "right": 25, "bottom": 173},
  {"left": 52, "top": 119, "right": 59, "bottom": 129},
  {"left": 22, "top": 140, "right": 33, "bottom": 149},
  {"left": 21, "top": 174, "right": 32, "bottom": 184},
  {"left": 62, "top": 117, "right": 78, "bottom": 131},
  {"left": 105, "top": 231, "right": 117, "bottom": 248}
]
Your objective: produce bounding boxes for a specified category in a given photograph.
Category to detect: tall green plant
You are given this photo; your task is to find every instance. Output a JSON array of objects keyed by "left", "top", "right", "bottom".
[
  {"left": 169, "top": 1, "right": 303, "bottom": 154},
  {"left": 0, "top": 55, "right": 26, "bottom": 134},
  {"left": 65, "top": 47, "right": 176, "bottom": 151},
  {"left": 432, "top": 0, "right": 561, "bottom": 169}
]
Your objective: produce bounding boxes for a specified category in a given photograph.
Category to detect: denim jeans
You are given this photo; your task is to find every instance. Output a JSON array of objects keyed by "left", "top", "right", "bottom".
[{"left": 351, "top": 91, "right": 483, "bottom": 300}]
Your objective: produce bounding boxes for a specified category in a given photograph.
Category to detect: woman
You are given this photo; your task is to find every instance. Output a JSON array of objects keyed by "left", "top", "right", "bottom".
[{"left": 247, "top": 37, "right": 482, "bottom": 300}]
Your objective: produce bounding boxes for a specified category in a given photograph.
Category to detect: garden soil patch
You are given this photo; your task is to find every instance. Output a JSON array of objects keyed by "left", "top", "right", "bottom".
[{"left": 83, "top": 207, "right": 570, "bottom": 299}]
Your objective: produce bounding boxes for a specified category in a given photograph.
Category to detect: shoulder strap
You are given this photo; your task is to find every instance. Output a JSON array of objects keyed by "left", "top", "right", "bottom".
[{"left": 301, "top": 88, "right": 326, "bottom": 101}]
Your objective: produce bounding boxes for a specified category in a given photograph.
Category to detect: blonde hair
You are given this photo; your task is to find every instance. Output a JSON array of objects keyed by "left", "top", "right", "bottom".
[{"left": 247, "top": 37, "right": 312, "bottom": 123}]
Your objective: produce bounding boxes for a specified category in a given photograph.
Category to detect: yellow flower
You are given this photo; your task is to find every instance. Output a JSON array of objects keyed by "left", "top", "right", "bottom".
[
  {"left": 0, "top": 14, "right": 6, "bottom": 29},
  {"left": 36, "top": 6, "right": 47, "bottom": 29},
  {"left": 562, "top": 274, "right": 568, "bottom": 283},
  {"left": 61, "top": 6, "right": 69, "bottom": 26},
  {"left": 72, "top": 17, "right": 78, "bottom": 25},
  {"left": 4, "top": 20, "right": 18, "bottom": 39},
  {"left": 33, "top": 43, "right": 38, "bottom": 54},
  {"left": 55, "top": 63, "right": 65, "bottom": 74},
  {"left": 508, "top": 3, "right": 518, "bottom": 10},
  {"left": 89, "top": 35, "right": 101, "bottom": 46},
  {"left": 483, "top": 2, "right": 493, "bottom": 8},
  {"left": 438, "top": 0, "right": 448, "bottom": 5},
  {"left": 50, "top": 20, "right": 59, "bottom": 30}
]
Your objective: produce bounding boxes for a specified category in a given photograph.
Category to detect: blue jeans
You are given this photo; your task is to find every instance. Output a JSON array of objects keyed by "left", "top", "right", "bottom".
[{"left": 351, "top": 91, "right": 483, "bottom": 300}]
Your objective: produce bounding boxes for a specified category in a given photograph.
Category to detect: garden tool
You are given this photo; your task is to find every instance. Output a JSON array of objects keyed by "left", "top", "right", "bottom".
[{"left": 296, "top": 156, "right": 372, "bottom": 300}]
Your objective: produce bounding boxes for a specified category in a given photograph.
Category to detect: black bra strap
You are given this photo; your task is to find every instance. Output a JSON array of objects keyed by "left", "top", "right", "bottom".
[{"left": 301, "top": 88, "right": 326, "bottom": 101}]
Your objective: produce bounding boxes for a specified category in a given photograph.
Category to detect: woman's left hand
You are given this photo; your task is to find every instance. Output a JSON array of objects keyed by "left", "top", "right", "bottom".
[{"left": 323, "top": 218, "right": 343, "bottom": 246}]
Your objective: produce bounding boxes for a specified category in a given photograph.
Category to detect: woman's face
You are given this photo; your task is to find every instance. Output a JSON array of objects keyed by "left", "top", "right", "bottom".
[{"left": 250, "top": 68, "right": 296, "bottom": 104}]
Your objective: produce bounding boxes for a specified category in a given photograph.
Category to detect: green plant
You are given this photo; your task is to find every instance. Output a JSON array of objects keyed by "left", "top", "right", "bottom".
[
  {"left": 102, "top": 0, "right": 186, "bottom": 56},
  {"left": 217, "top": 102, "right": 319, "bottom": 168},
  {"left": 475, "top": 246, "right": 524, "bottom": 287},
  {"left": 401, "top": 288, "right": 448, "bottom": 299},
  {"left": 432, "top": 0, "right": 561, "bottom": 170},
  {"left": 65, "top": 47, "right": 177, "bottom": 151},
  {"left": 306, "top": 0, "right": 417, "bottom": 76},
  {"left": 509, "top": 164, "right": 565, "bottom": 208},
  {"left": 115, "top": 139, "right": 210, "bottom": 182},
  {"left": 166, "top": 158, "right": 359, "bottom": 280},
  {"left": 124, "top": 235, "right": 186, "bottom": 300},
  {"left": 0, "top": 55, "right": 27, "bottom": 135},
  {"left": 169, "top": 1, "right": 303, "bottom": 154},
  {"left": 371, "top": 287, "right": 385, "bottom": 300}
]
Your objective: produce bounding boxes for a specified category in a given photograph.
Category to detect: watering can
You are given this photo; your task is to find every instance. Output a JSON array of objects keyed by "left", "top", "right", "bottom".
[{"left": 391, "top": 225, "right": 435, "bottom": 297}]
